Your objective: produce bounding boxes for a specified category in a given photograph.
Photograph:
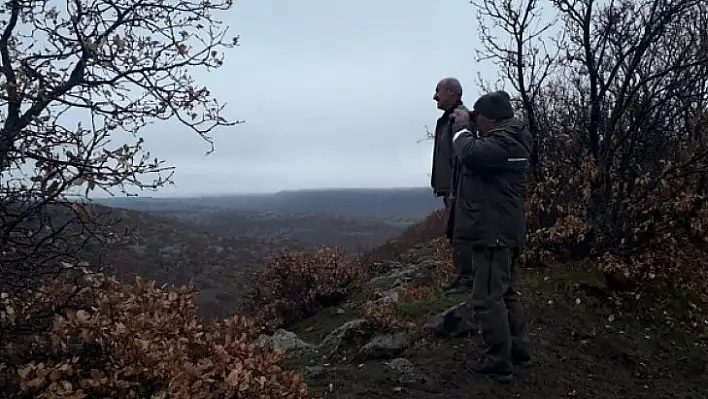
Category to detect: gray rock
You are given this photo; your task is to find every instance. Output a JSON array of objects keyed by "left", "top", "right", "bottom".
[
  {"left": 402, "top": 249, "right": 418, "bottom": 261},
  {"left": 370, "top": 261, "right": 405, "bottom": 275},
  {"left": 370, "top": 267, "right": 419, "bottom": 285},
  {"left": 423, "top": 302, "right": 478, "bottom": 337},
  {"left": 386, "top": 358, "right": 432, "bottom": 385},
  {"left": 391, "top": 277, "right": 412, "bottom": 287},
  {"left": 335, "top": 307, "right": 346, "bottom": 315},
  {"left": 375, "top": 289, "right": 399, "bottom": 302},
  {"left": 356, "top": 332, "right": 409, "bottom": 360},
  {"left": 256, "top": 329, "right": 316, "bottom": 352},
  {"left": 320, "top": 319, "right": 368, "bottom": 356},
  {"left": 305, "top": 365, "right": 326, "bottom": 378},
  {"left": 374, "top": 296, "right": 397, "bottom": 307}
]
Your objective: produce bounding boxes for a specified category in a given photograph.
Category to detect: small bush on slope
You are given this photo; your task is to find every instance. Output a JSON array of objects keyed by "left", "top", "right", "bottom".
[
  {"left": 0, "top": 272, "right": 307, "bottom": 399},
  {"left": 362, "top": 299, "right": 399, "bottom": 331},
  {"left": 244, "top": 248, "right": 362, "bottom": 332}
]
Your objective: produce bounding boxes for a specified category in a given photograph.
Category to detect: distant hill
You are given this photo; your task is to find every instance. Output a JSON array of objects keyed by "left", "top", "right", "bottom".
[
  {"left": 71, "top": 204, "right": 299, "bottom": 319},
  {"left": 93, "top": 187, "right": 440, "bottom": 219},
  {"left": 76, "top": 188, "right": 445, "bottom": 317},
  {"left": 162, "top": 210, "right": 413, "bottom": 251}
]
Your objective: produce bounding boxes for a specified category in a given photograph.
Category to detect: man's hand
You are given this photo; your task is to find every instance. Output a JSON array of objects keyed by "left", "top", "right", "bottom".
[{"left": 451, "top": 108, "right": 471, "bottom": 133}]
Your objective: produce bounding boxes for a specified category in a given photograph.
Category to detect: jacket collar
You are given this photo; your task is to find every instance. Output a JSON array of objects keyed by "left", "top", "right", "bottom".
[
  {"left": 439, "top": 100, "right": 464, "bottom": 121},
  {"left": 488, "top": 117, "right": 522, "bottom": 134}
]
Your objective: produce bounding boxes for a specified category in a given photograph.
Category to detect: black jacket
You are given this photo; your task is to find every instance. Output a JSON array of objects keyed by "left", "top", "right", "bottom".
[
  {"left": 431, "top": 102, "right": 469, "bottom": 197},
  {"left": 449, "top": 118, "right": 532, "bottom": 248}
]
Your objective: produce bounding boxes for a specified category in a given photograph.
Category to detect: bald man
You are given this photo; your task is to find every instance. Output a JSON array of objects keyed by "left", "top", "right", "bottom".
[
  {"left": 431, "top": 77, "right": 475, "bottom": 294},
  {"left": 432, "top": 77, "right": 465, "bottom": 203}
]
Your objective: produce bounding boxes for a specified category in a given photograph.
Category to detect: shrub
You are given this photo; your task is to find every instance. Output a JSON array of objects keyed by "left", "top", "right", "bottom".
[
  {"left": 427, "top": 238, "right": 456, "bottom": 287},
  {"left": 521, "top": 136, "right": 708, "bottom": 301},
  {"left": 0, "top": 272, "right": 307, "bottom": 398},
  {"left": 398, "top": 283, "right": 438, "bottom": 303},
  {"left": 245, "top": 248, "right": 361, "bottom": 332},
  {"left": 362, "top": 299, "right": 399, "bottom": 331}
]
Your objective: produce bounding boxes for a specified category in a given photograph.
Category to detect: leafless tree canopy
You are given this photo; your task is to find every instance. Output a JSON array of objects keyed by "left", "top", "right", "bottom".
[
  {"left": 1, "top": 0, "right": 239, "bottom": 195},
  {"left": 0, "top": 0, "right": 238, "bottom": 339},
  {"left": 473, "top": 0, "right": 708, "bottom": 297}
]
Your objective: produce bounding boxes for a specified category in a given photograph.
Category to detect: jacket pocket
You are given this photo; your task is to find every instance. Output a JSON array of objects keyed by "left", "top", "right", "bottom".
[{"left": 455, "top": 200, "right": 485, "bottom": 241}]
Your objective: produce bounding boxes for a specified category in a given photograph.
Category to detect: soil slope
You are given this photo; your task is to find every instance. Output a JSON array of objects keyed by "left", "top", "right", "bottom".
[{"left": 276, "top": 238, "right": 708, "bottom": 398}]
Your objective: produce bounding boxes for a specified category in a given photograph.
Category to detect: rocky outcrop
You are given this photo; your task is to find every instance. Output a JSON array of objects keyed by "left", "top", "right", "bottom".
[
  {"left": 386, "top": 358, "right": 432, "bottom": 386},
  {"left": 256, "top": 329, "right": 317, "bottom": 352},
  {"left": 423, "top": 302, "right": 479, "bottom": 337},
  {"left": 355, "top": 332, "right": 410, "bottom": 361},
  {"left": 320, "top": 318, "right": 369, "bottom": 357}
]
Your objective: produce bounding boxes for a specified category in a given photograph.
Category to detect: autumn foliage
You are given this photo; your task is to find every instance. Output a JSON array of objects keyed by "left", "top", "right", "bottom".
[
  {"left": 244, "top": 248, "right": 363, "bottom": 332},
  {"left": 0, "top": 272, "right": 307, "bottom": 398},
  {"left": 362, "top": 299, "right": 399, "bottom": 331},
  {"left": 522, "top": 139, "right": 708, "bottom": 303}
]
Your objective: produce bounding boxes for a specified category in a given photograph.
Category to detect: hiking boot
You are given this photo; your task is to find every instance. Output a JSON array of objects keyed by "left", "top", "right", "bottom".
[
  {"left": 465, "top": 357, "right": 513, "bottom": 383},
  {"left": 444, "top": 278, "right": 473, "bottom": 295},
  {"left": 444, "top": 284, "right": 472, "bottom": 295}
]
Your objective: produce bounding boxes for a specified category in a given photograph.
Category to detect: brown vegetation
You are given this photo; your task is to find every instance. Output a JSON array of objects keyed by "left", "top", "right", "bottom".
[
  {"left": 473, "top": 0, "right": 708, "bottom": 312},
  {"left": 98, "top": 205, "right": 287, "bottom": 320},
  {"left": 362, "top": 299, "right": 400, "bottom": 331},
  {"left": 243, "top": 248, "right": 363, "bottom": 332},
  {"left": 0, "top": 271, "right": 307, "bottom": 398}
]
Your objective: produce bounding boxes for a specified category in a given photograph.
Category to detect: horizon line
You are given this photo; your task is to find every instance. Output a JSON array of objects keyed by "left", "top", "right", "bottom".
[{"left": 89, "top": 186, "right": 432, "bottom": 199}]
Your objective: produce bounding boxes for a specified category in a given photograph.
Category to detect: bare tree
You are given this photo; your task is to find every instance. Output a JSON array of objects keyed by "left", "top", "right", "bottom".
[
  {"left": 471, "top": 0, "right": 560, "bottom": 180},
  {"left": 472, "top": 0, "right": 708, "bottom": 296},
  {"left": 0, "top": 0, "right": 239, "bottom": 343},
  {"left": 546, "top": 0, "right": 708, "bottom": 248},
  {"left": 1, "top": 0, "right": 239, "bottom": 193}
]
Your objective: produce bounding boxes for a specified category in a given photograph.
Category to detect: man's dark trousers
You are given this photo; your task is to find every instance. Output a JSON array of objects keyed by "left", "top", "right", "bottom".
[
  {"left": 467, "top": 245, "right": 531, "bottom": 370},
  {"left": 442, "top": 196, "right": 474, "bottom": 289}
]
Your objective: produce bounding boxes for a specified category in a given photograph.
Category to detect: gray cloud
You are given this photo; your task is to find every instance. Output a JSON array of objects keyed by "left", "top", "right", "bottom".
[{"left": 133, "top": 0, "right": 497, "bottom": 196}]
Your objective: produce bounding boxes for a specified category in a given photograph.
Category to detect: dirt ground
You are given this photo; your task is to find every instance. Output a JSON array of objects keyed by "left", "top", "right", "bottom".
[{"left": 284, "top": 245, "right": 708, "bottom": 399}]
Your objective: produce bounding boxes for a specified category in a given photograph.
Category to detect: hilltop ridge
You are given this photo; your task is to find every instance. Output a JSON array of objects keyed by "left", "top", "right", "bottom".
[
  {"left": 93, "top": 187, "right": 440, "bottom": 218},
  {"left": 271, "top": 212, "right": 708, "bottom": 398}
]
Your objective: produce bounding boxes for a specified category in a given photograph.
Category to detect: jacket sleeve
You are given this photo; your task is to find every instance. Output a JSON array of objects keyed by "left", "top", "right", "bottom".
[{"left": 451, "top": 128, "right": 527, "bottom": 172}]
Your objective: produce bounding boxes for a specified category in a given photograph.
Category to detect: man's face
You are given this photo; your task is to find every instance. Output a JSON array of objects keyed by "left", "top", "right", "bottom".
[
  {"left": 433, "top": 83, "right": 455, "bottom": 111},
  {"left": 475, "top": 113, "right": 494, "bottom": 135}
]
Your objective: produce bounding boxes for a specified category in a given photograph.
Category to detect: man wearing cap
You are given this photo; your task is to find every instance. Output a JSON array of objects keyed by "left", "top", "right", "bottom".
[
  {"left": 449, "top": 90, "right": 533, "bottom": 383},
  {"left": 431, "top": 77, "right": 476, "bottom": 294}
]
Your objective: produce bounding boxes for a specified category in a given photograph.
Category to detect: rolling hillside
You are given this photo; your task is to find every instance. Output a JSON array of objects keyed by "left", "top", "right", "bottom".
[
  {"left": 83, "top": 205, "right": 300, "bottom": 319},
  {"left": 159, "top": 210, "right": 412, "bottom": 250},
  {"left": 80, "top": 196, "right": 436, "bottom": 318},
  {"left": 93, "top": 187, "right": 441, "bottom": 218}
]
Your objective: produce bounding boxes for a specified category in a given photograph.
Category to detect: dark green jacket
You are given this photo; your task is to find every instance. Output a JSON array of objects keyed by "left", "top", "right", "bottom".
[
  {"left": 431, "top": 102, "right": 469, "bottom": 197},
  {"left": 449, "top": 117, "right": 532, "bottom": 247}
]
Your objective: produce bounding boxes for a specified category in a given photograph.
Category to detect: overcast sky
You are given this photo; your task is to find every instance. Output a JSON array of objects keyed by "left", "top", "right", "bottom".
[{"left": 140, "top": 0, "right": 497, "bottom": 196}]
